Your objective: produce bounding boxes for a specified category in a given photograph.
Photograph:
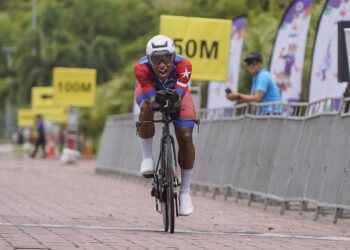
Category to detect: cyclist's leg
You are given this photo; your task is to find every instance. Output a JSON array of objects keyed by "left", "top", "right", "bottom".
[
  {"left": 175, "top": 126, "right": 195, "bottom": 216},
  {"left": 174, "top": 90, "right": 196, "bottom": 215},
  {"left": 175, "top": 127, "right": 194, "bottom": 171},
  {"left": 174, "top": 89, "right": 196, "bottom": 171},
  {"left": 136, "top": 82, "right": 155, "bottom": 177}
]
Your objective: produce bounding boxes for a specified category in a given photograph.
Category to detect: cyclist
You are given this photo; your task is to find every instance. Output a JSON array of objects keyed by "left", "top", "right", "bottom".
[{"left": 134, "top": 35, "right": 196, "bottom": 216}]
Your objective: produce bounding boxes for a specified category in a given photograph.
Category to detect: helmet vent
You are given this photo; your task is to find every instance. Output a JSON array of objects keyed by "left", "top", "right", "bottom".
[{"left": 152, "top": 41, "right": 168, "bottom": 49}]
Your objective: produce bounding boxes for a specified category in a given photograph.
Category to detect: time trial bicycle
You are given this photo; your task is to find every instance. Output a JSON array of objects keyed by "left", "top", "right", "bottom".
[{"left": 136, "top": 97, "right": 199, "bottom": 233}]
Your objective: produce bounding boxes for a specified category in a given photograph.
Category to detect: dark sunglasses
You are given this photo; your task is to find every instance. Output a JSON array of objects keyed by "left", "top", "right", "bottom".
[
  {"left": 149, "top": 52, "right": 174, "bottom": 66},
  {"left": 246, "top": 60, "right": 260, "bottom": 66}
]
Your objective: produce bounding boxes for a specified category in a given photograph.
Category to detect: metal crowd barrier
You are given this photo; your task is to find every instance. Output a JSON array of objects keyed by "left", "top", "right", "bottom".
[{"left": 96, "top": 96, "right": 350, "bottom": 223}]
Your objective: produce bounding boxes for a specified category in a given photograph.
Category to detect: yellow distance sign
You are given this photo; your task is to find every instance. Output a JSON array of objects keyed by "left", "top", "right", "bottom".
[
  {"left": 31, "top": 86, "right": 67, "bottom": 121},
  {"left": 160, "top": 15, "right": 231, "bottom": 81},
  {"left": 48, "top": 111, "right": 68, "bottom": 124},
  {"left": 32, "top": 86, "right": 54, "bottom": 109},
  {"left": 33, "top": 105, "right": 67, "bottom": 116},
  {"left": 17, "top": 109, "right": 35, "bottom": 127},
  {"left": 53, "top": 67, "right": 97, "bottom": 107}
]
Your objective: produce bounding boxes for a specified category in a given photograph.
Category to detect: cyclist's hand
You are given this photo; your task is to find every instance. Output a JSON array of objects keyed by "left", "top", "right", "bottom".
[
  {"left": 150, "top": 95, "right": 161, "bottom": 109},
  {"left": 155, "top": 90, "right": 168, "bottom": 106},
  {"left": 166, "top": 89, "right": 180, "bottom": 103}
]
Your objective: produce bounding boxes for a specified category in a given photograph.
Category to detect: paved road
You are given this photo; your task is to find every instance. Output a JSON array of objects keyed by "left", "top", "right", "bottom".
[{"left": 0, "top": 147, "right": 349, "bottom": 249}]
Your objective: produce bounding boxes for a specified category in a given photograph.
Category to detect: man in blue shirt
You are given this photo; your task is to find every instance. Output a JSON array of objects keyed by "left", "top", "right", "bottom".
[{"left": 226, "top": 52, "right": 281, "bottom": 114}]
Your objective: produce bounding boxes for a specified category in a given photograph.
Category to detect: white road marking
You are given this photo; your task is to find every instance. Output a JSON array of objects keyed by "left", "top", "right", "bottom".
[{"left": 0, "top": 222, "right": 349, "bottom": 242}]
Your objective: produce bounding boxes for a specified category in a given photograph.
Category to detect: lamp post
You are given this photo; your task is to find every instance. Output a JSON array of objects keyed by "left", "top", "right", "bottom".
[
  {"left": 32, "top": 0, "right": 37, "bottom": 55},
  {"left": 32, "top": 0, "right": 37, "bottom": 30},
  {"left": 2, "top": 46, "right": 16, "bottom": 140}
]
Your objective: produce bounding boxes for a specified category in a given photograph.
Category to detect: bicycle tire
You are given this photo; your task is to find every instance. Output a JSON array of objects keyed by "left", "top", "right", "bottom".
[
  {"left": 165, "top": 137, "right": 175, "bottom": 233},
  {"left": 161, "top": 141, "right": 169, "bottom": 232},
  {"left": 161, "top": 198, "right": 168, "bottom": 232}
]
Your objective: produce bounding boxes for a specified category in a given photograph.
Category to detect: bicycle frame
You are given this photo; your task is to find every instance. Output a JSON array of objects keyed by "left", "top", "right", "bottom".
[{"left": 158, "top": 117, "right": 179, "bottom": 195}]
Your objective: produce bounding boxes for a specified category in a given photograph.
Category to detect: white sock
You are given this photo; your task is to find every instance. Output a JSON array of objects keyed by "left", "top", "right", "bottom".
[
  {"left": 180, "top": 169, "right": 193, "bottom": 195},
  {"left": 139, "top": 137, "right": 153, "bottom": 160}
]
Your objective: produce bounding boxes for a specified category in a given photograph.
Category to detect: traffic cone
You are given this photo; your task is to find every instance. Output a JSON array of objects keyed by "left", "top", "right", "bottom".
[
  {"left": 68, "top": 135, "right": 75, "bottom": 150},
  {"left": 47, "top": 136, "right": 57, "bottom": 159},
  {"left": 83, "top": 137, "right": 91, "bottom": 159}
]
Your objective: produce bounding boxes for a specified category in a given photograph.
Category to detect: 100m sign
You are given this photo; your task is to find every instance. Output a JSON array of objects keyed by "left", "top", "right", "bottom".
[
  {"left": 53, "top": 67, "right": 97, "bottom": 107},
  {"left": 57, "top": 81, "right": 92, "bottom": 93}
]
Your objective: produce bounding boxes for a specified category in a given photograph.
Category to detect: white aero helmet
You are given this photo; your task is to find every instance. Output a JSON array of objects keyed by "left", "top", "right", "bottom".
[{"left": 146, "top": 35, "right": 176, "bottom": 65}]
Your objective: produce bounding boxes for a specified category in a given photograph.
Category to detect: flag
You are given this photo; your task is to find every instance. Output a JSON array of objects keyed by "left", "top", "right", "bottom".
[
  {"left": 309, "top": 0, "right": 350, "bottom": 102},
  {"left": 270, "top": 0, "right": 313, "bottom": 103},
  {"left": 207, "top": 16, "right": 247, "bottom": 109}
]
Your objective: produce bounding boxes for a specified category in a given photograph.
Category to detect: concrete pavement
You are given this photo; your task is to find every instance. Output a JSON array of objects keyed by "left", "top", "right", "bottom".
[{"left": 0, "top": 147, "right": 349, "bottom": 249}]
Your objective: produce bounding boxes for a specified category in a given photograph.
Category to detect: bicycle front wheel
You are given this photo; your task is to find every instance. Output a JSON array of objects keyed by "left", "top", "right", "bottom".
[
  {"left": 161, "top": 141, "right": 169, "bottom": 232},
  {"left": 165, "top": 137, "right": 175, "bottom": 233}
]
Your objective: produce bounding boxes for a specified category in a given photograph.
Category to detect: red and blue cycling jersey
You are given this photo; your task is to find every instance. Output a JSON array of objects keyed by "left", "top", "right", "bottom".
[
  {"left": 134, "top": 54, "right": 192, "bottom": 103},
  {"left": 134, "top": 54, "right": 196, "bottom": 129}
]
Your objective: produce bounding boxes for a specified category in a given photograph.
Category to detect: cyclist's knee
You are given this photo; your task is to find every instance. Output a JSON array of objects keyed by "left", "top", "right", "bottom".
[{"left": 177, "top": 129, "right": 193, "bottom": 146}]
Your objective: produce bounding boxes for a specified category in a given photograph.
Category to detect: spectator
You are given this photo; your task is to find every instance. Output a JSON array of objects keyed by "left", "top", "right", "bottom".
[
  {"left": 226, "top": 52, "right": 281, "bottom": 114},
  {"left": 31, "top": 114, "right": 46, "bottom": 158},
  {"left": 17, "top": 128, "right": 24, "bottom": 145}
]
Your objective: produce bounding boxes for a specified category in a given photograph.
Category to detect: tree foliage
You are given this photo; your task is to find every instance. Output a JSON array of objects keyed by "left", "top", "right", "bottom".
[{"left": 0, "top": 0, "right": 327, "bottom": 140}]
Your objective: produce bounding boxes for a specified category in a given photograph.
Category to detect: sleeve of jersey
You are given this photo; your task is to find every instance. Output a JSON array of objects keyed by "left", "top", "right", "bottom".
[
  {"left": 174, "top": 59, "right": 192, "bottom": 98},
  {"left": 134, "top": 63, "right": 156, "bottom": 98}
]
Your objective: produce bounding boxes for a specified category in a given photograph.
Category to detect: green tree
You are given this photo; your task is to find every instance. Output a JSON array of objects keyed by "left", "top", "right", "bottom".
[{"left": 0, "top": 0, "right": 330, "bottom": 142}]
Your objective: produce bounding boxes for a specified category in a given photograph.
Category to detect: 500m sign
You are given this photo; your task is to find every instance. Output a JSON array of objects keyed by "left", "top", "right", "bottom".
[
  {"left": 160, "top": 15, "right": 231, "bottom": 81},
  {"left": 53, "top": 67, "right": 97, "bottom": 107}
]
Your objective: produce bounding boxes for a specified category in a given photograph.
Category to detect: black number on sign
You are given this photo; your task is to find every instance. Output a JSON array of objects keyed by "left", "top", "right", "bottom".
[
  {"left": 174, "top": 38, "right": 183, "bottom": 55},
  {"left": 186, "top": 39, "right": 196, "bottom": 57},
  {"left": 58, "top": 82, "right": 91, "bottom": 92},
  {"left": 201, "top": 41, "right": 218, "bottom": 59},
  {"left": 173, "top": 38, "right": 219, "bottom": 59}
]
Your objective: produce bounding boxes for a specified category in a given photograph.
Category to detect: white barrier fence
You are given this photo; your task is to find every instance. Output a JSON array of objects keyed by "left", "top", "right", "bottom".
[{"left": 96, "top": 97, "right": 350, "bottom": 223}]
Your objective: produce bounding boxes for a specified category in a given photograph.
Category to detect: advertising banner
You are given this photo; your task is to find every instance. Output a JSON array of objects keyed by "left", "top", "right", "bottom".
[
  {"left": 269, "top": 0, "right": 313, "bottom": 102},
  {"left": 207, "top": 16, "right": 246, "bottom": 109},
  {"left": 309, "top": 0, "right": 350, "bottom": 102},
  {"left": 160, "top": 15, "right": 231, "bottom": 81}
]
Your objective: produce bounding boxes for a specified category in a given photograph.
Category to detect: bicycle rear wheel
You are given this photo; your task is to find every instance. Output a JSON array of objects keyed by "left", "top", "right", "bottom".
[
  {"left": 161, "top": 199, "right": 168, "bottom": 232},
  {"left": 167, "top": 170, "right": 175, "bottom": 233}
]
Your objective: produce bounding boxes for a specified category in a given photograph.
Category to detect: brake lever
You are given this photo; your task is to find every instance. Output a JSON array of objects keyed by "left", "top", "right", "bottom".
[
  {"left": 195, "top": 119, "right": 200, "bottom": 133},
  {"left": 136, "top": 121, "right": 141, "bottom": 135}
]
